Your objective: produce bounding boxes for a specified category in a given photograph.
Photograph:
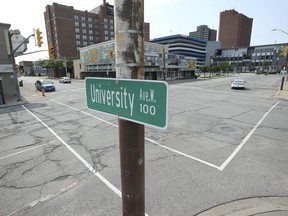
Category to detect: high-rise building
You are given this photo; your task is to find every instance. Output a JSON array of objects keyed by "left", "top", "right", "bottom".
[
  {"left": 218, "top": 9, "right": 253, "bottom": 49},
  {"left": 189, "top": 25, "right": 217, "bottom": 41},
  {"left": 44, "top": 1, "right": 150, "bottom": 60}
]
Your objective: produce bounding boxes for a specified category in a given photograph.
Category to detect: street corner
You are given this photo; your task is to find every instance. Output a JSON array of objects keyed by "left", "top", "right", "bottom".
[
  {"left": 274, "top": 83, "right": 288, "bottom": 101},
  {"left": 195, "top": 196, "right": 288, "bottom": 216}
]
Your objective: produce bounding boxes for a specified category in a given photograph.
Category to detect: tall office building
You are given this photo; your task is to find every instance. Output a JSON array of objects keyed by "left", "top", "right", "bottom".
[
  {"left": 44, "top": 1, "right": 150, "bottom": 60},
  {"left": 218, "top": 9, "right": 253, "bottom": 49},
  {"left": 189, "top": 25, "right": 217, "bottom": 41}
]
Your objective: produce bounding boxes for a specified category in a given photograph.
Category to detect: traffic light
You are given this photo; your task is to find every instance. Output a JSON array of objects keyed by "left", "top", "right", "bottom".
[
  {"left": 109, "top": 50, "right": 113, "bottom": 58},
  {"left": 36, "top": 28, "right": 43, "bottom": 47},
  {"left": 48, "top": 44, "right": 55, "bottom": 59}
]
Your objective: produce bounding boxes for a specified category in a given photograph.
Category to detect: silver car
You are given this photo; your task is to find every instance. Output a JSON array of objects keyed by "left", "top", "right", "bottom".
[
  {"left": 59, "top": 77, "right": 71, "bottom": 83},
  {"left": 231, "top": 79, "right": 245, "bottom": 89}
]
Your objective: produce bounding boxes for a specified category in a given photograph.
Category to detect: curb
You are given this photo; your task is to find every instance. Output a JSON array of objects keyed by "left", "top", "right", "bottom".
[{"left": 195, "top": 197, "right": 288, "bottom": 216}]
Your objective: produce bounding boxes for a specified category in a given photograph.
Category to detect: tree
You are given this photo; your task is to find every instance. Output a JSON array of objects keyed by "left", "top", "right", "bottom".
[
  {"left": 201, "top": 66, "right": 209, "bottom": 78},
  {"left": 38, "top": 59, "right": 66, "bottom": 78}
]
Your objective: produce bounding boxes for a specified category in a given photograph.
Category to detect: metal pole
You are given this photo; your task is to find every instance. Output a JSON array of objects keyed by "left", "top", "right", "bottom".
[
  {"left": 8, "top": 32, "right": 28, "bottom": 101},
  {"left": 163, "top": 47, "right": 166, "bottom": 80},
  {"left": 114, "top": 0, "right": 145, "bottom": 215}
]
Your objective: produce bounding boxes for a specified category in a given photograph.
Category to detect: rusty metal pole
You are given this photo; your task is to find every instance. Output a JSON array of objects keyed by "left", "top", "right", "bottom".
[{"left": 114, "top": 0, "right": 145, "bottom": 215}]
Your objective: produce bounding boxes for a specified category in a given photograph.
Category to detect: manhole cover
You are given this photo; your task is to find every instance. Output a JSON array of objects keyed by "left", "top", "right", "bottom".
[{"left": 221, "top": 126, "right": 236, "bottom": 132}]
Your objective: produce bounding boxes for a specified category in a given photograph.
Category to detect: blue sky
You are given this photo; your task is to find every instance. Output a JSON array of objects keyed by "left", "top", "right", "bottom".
[{"left": 1, "top": 0, "right": 288, "bottom": 62}]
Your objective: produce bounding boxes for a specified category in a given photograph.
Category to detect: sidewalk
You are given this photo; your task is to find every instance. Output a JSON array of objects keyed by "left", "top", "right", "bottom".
[
  {"left": 274, "top": 78, "right": 288, "bottom": 101},
  {"left": 196, "top": 196, "right": 288, "bottom": 216}
]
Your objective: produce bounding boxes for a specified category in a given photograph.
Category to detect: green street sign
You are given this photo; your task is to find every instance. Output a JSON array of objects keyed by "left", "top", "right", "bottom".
[{"left": 85, "top": 78, "right": 168, "bottom": 129}]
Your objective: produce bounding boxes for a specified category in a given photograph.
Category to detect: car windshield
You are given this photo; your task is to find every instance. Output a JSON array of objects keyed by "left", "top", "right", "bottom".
[
  {"left": 233, "top": 80, "right": 244, "bottom": 83},
  {"left": 41, "top": 80, "right": 53, "bottom": 85}
]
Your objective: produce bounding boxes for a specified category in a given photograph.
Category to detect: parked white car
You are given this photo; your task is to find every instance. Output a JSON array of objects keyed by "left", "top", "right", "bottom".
[
  {"left": 59, "top": 77, "right": 71, "bottom": 83},
  {"left": 231, "top": 79, "right": 245, "bottom": 89}
]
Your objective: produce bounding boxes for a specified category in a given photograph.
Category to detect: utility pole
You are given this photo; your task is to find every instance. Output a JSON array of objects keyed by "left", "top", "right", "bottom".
[{"left": 114, "top": 0, "right": 145, "bottom": 215}]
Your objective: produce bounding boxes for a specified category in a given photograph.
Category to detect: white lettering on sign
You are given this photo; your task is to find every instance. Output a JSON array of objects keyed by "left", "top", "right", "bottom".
[
  {"left": 90, "top": 84, "right": 135, "bottom": 116},
  {"left": 139, "top": 88, "right": 157, "bottom": 116},
  {"left": 139, "top": 88, "right": 156, "bottom": 103}
]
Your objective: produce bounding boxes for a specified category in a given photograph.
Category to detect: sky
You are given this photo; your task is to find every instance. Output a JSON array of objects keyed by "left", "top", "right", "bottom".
[{"left": 1, "top": 0, "right": 288, "bottom": 63}]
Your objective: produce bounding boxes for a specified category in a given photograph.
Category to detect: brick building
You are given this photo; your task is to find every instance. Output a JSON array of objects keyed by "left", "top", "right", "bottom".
[
  {"left": 44, "top": 1, "right": 150, "bottom": 62},
  {"left": 218, "top": 9, "right": 253, "bottom": 49}
]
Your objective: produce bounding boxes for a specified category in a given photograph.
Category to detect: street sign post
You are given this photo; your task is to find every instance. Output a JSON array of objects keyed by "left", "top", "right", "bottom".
[{"left": 85, "top": 78, "right": 168, "bottom": 129}]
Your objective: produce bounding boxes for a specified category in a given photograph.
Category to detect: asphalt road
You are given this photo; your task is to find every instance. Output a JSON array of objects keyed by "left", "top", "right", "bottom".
[{"left": 0, "top": 74, "right": 287, "bottom": 216}]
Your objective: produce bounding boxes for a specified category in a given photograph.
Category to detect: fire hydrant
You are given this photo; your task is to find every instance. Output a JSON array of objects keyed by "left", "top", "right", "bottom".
[{"left": 41, "top": 88, "right": 45, "bottom": 96}]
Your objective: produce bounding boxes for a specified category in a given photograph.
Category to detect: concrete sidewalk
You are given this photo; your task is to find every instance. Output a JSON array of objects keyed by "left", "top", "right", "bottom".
[
  {"left": 196, "top": 196, "right": 288, "bottom": 216},
  {"left": 274, "top": 78, "right": 288, "bottom": 101}
]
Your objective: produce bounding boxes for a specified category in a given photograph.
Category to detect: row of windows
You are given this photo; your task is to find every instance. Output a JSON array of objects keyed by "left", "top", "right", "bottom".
[
  {"left": 75, "top": 22, "right": 114, "bottom": 29},
  {"left": 73, "top": 15, "right": 114, "bottom": 24},
  {"left": 75, "top": 28, "right": 114, "bottom": 36}
]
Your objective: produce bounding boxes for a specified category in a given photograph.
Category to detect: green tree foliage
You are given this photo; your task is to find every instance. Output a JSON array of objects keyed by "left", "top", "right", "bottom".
[
  {"left": 38, "top": 59, "right": 66, "bottom": 77},
  {"left": 201, "top": 66, "right": 209, "bottom": 78}
]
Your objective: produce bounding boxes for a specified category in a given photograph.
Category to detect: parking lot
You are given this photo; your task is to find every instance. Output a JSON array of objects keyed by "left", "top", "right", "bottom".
[{"left": 1, "top": 74, "right": 288, "bottom": 216}]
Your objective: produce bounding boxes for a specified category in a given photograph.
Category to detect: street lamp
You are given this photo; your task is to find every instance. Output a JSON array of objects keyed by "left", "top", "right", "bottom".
[{"left": 271, "top": 29, "right": 288, "bottom": 35}]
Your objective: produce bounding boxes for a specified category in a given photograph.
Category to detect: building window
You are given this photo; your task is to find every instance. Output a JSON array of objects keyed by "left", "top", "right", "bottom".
[
  {"left": 83, "top": 41, "right": 87, "bottom": 46},
  {"left": 82, "top": 29, "right": 87, "bottom": 34},
  {"left": 74, "top": 15, "right": 79, "bottom": 21},
  {"left": 81, "top": 17, "right": 86, "bottom": 22},
  {"left": 89, "top": 36, "right": 94, "bottom": 41},
  {"left": 76, "top": 41, "right": 81, "bottom": 46},
  {"left": 75, "top": 28, "right": 80, "bottom": 33},
  {"left": 75, "top": 21, "right": 79, "bottom": 27},
  {"left": 110, "top": 19, "right": 114, "bottom": 24},
  {"left": 105, "top": 36, "right": 109, "bottom": 41},
  {"left": 82, "top": 35, "right": 87, "bottom": 40},
  {"left": 105, "top": 30, "right": 108, "bottom": 35},
  {"left": 104, "top": 18, "right": 108, "bottom": 23},
  {"left": 89, "top": 30, "right": 93, "bottom": 35},
  {"left": 76, "top": 34, "right": 80, "bottom": 39},
  {"left": 82, "top": 23, "right": 86, "bottom": 28},
  {"left": 88, "top": 24, "right": 93, "bottom": 29},
  {"left": 88, "top": 18, "right": 92, "bottom": 23}
]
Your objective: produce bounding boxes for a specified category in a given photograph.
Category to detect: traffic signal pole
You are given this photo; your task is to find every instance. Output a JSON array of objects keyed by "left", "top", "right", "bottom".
[
  {"left": 8, "top": 32, "right": 35, "bottom": 101},
  {"left": 114, "top": 0, "right": 145, "bottom": 215}
]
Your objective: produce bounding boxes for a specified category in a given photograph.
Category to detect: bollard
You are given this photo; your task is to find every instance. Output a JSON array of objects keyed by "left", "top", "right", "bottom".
[{"left": 41, "top": 88, "right": 45, "bottom": 96}]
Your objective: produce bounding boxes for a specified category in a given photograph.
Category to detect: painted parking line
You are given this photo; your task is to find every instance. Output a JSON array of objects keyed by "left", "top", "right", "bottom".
[
  {"left": 49, "top": 99, "right": 280, "bottom": 171},
  {"left": 20, "top": 105, "right": 151, "bottom": 215},
  {"left": 219, "top": 102, "right": 280, "bottom": 171},
  {"left": 50, "top": 99, "right": 220, "bottom": 170},
  {"left": 0, "top": 141, "right": 55, "bottom": 161}
]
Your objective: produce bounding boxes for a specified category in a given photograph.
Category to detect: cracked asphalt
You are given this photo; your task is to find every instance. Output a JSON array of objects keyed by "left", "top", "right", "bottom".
[{"left": 1, "top": 74, "right": 288, "bottom": 216}]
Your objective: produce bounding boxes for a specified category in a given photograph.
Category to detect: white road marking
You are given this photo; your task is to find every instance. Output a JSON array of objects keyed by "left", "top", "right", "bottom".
[
  {"left": 50, "top": 99, "right": 117, "bottom": 127},
  {"left": 21, "top": 107, "right": 122, "bottom": 197},
  {"left": 49, "top": 99, "right": 279, "bottom": 172},
  {"left": 7, "top": 182, "right": 78, "bottom": 216},
  {"left": 50, "top": 99, "right": 219, "bottom": 169},
  {"left": 0, "top": 141, "right": 55, "bottom": 161},
  {"left": 145, "top": 137, "right": 221, "bottom": 170},
  {"left": 22, "top": 104, "right": 149, "bottom": 216},
  {"left": 219, "top": 102, "right": 280, "bottom": 171}
]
